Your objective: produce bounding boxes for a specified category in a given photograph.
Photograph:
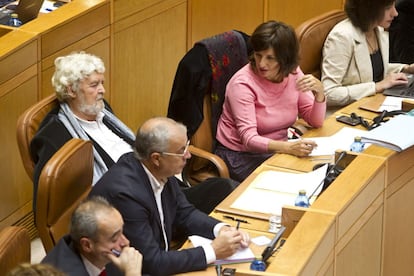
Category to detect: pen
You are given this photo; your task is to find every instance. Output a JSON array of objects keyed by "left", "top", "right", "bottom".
[
  {"left": 215, "top": 264, "right": 222, "bottom": 276},
  {"left": 289, "top": 128, "right": 302, "bottom": 139},
  {"left": 111, "top": 248, "right": 121, "bottom": 257},
  {"left": 222, "top": 215, "right": 249, "bottom": 224},
  {"left": 236, "top": 220, "right": 240, "bottom": 230}
]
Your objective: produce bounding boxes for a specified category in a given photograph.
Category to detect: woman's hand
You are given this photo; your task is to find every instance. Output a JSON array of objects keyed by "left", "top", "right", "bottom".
[
  {"left": 375, "top": 72, "right": 409, "bottom": 92},
  {"left": 297, "top": 74, "right": 325, "bottom": 102},
  {"left": 279, "top": 139, "right": 317, "bottom": 157},
  {"left": 402, "top": 64, "right": 414, "bottom": 74}
]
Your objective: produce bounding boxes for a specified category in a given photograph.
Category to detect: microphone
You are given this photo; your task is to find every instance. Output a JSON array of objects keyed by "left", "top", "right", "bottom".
[
  {"left": 307, "top": 151, "right": 347, "bottom": 202},
  {"left": 261, "top": 226, "right": 286, "bottom": 263}
]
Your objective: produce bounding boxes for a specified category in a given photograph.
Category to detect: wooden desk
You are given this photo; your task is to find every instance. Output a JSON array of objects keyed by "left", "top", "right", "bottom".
[{"left": 202, "top": 94, "right": 414, "bottom": 275}]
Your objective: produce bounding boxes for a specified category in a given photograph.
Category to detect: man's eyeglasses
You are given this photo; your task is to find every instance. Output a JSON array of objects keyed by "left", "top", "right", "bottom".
[{"left": 160, "top": 141, "right": 190, "bottom": 157}]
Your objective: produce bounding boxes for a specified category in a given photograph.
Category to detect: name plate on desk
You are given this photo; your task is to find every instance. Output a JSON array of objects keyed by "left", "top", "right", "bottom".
[{"left": 230, "top": 165, "right": 328, "bottom": 215}]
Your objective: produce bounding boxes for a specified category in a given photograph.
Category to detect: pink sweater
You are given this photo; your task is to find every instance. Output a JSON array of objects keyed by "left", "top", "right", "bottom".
[{"left": 216, "top": 64, "right": 326, "bottom": 153}]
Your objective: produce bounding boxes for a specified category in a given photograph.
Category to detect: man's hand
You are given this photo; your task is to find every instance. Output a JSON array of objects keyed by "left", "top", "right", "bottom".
[
  {"left": 212, "top": 227, "right": 251, "bottom": 259},
  {"left": 107, "top": 246, "right": 142, "bottom": 276}
]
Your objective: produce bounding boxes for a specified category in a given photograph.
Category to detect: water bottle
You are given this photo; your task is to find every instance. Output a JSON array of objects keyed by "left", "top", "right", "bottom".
[
  {"left": 250, "top": 258, "right": 266, "bottom": 271},
  {"left": 350, "top": 136, "right": 365, "bottom": 153},
  {"left": 8, "top": 13, "right": 22, "bottom": 27},
  {"left": 294, "top": 189, "right": 310, "bottom": 207}
]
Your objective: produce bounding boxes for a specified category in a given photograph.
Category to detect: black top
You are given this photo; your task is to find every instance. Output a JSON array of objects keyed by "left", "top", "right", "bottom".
[{"left": 371, "top": 50, "right": 384, "bottom": 82}]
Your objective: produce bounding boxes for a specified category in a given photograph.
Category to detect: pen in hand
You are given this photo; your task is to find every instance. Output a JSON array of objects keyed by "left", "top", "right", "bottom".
[
  {"left": 289, "top": 128, "right": 302, "bottom": 139},
  {"left": 215, "top": 264, "right": 222, "bottom": 276},
  {"left": 111, "top": 248, "right": 121, "bottom": 257},
  {"left": 236, "top": 220, "right": 240, "bottom": 230}
]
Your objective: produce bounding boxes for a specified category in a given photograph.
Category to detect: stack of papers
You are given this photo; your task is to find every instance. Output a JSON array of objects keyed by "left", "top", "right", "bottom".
[
  {"left": 361, "top": 114, "right": 414, "bottom": 152},
  {"left": 230, "top": 164, "right": 328, "bottom": 215}
]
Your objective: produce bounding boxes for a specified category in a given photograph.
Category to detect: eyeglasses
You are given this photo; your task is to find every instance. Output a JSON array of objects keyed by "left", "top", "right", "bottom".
[{"left": 160, "top": 140, "right": 190, "bottom": 157}]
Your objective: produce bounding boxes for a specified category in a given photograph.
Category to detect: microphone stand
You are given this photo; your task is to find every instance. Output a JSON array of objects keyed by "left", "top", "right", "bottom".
[{"left": 307, "top": 151, "right": 347, "bottom": 203}]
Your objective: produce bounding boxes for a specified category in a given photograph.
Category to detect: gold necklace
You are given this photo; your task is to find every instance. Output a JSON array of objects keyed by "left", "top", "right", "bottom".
[{"left": 366, "top": 33, "right": 378, "bottom": 53}]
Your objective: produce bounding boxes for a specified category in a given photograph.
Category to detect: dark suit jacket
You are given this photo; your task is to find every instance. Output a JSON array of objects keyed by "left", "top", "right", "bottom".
[
  {"left": 89, "top": 152, "right": 221, "bottom": 275},
  {"left": 41, "top": 235, "right": 89, "bottom": 276},
  {"left": 42, "top": 235, "right": 123, "bottom": 276},
  {"left": 30, "top": 104, "right": 134, "bottom": 211}
]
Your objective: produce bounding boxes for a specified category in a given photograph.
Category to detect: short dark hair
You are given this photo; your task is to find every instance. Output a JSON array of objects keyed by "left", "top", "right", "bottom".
[
  {"left": 345, "top": 0, "right": 395, "bottom": 32},
  {"left": 249, "top": 20, "right": 299, "bottom": 78},
  {"left": 70, "top": 196, "right": 114, "bottom": 247}
]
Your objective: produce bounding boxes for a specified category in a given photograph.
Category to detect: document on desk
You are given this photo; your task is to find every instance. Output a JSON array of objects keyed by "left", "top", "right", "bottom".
[
  {"left": 230, "top": 164, "right": 328, "bottom": 215},
  {"left": 360, "top": 114, "right": 414, "bottom": 152},
  {"left": 188, "top": 235, "right": 255, "bottom": 265},
  {"left": 359, "top": 96, "right": 405, "bottom": 112},
  {"left": 306, "top": 127, "right": 368, "bottom": 156}
]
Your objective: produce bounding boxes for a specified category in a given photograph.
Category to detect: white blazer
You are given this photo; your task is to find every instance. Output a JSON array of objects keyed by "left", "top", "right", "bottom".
[{"left": 321, "top": 18, "right": 405, "bottom": 107}]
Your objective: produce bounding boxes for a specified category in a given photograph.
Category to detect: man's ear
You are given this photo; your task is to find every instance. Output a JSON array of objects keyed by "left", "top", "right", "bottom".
[
  {"left": 67, "top": 86, "right": 77, "bottom": 98},
  {"left": 150, "top": 152, "right": 161, "bottom": 167},
  {"left": 79, "top": 237, "right": 94, "bottom": 253}
]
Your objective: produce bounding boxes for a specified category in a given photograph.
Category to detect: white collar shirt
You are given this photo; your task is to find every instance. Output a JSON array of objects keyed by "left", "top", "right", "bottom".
[
  {"left": 75, "top": 112, "right": 133, "bottom": 162},
  {"left": 142, "top": 163, "right": 169, "bottom": 251},
  {"left": 141, "top": 163, "right": 223, "bottom": 264},
  {"left": 81, "top": 254, "right": 104, "bottom": 276}
]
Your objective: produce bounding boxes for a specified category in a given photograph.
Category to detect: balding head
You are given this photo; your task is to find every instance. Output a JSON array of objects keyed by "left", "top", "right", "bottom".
[{"left": 134, "top": 117, "right": 187, "bottom": 160}]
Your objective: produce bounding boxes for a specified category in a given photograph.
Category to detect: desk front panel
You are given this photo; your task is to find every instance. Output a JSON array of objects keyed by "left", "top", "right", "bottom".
[
  {"left": 382, "top": 146, "right": 414, "bottom": 275},
  {"left": 269, "top": 211, "right": 336, "bottom": 275}
]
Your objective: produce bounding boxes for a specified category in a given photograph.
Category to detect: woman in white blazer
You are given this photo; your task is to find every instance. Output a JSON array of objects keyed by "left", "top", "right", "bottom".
[{"left": 321, "top": 0, "right": 414, "bottom": 108}]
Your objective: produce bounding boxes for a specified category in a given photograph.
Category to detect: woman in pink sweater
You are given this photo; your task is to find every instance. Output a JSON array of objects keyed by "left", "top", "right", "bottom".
[{"left": 215, "top": 21, "right": 326, "bottom": 182}]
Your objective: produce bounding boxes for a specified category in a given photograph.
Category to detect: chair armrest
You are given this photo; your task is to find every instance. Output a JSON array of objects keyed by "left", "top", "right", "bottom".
[{"left": 188, "top": 145, "right": 230, "bottom": 178}]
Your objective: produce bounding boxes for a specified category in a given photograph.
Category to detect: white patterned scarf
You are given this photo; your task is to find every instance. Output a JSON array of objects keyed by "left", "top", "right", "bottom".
[{"left": 58, "top": 102, "right": 135, "bottom": 184}]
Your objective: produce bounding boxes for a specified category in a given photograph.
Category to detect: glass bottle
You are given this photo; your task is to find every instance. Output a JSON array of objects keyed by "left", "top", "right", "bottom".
[
  {"left": 268, "top": 214, "right": 281, "bottom": 233},
  {"left": 350, "top": 136, "right": 365, "bottom": 153},
  {"left": 250, "top": 258, "right": 266, "bottom": 271},
  {"left": 8, "top": 13, "right": 22, "bottom": 27},
  {"left": 294, "top": 189, "right": 310, "bottom": 207}
]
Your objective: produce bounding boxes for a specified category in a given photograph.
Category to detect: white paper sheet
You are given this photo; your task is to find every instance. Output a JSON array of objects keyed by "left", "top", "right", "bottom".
[
  {"left": 306, "top": 127, "right": 368, "bottom": 156},
  {"left": 188, "top": 235, "right": 255, "bottom": 265},
  {"left": 230, "top": 164, "right": 328, "bottom": 215}
]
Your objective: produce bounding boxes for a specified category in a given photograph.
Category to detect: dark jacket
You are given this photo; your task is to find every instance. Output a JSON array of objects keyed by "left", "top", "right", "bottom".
[
  {"left": 89, "top": 152, "right": 221, "bottom": 275},
  {"left": 30, "top": 104, "right": 134, "bottom": 211},
  {"left": 42, "top": 235, "right": 123, "bottom": 276},
  {"left": 167, "top": 30, "right": 251, "bottom": 137}
]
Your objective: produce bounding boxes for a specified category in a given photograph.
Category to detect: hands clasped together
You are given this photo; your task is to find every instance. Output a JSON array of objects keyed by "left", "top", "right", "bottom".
[{"left": 211, "top": 225, "right": 251, "bottom": 260}]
